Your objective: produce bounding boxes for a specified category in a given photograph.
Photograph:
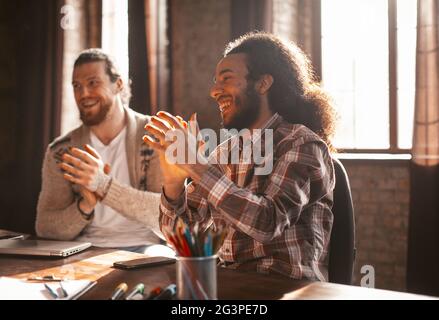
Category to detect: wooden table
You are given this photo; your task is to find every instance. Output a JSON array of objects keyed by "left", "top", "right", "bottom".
[{"left": 0, "top": 247, "right": 435, "bottom": 300}]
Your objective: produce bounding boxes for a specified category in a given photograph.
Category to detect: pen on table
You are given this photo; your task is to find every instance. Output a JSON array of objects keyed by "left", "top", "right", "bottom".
[
  {"left": 59, "top": 281, "right": 68, "bottom": 298},
  {"left": 153, "top": 284, "right": 177, "bottom": 300},
  {"left": 125, "top": 283, "right": 144, "bottom": 300},
  {"left": 0, "top": 234, "right": 24, "bottom": 240},
  {"left": 144, "top": 286, "right": 162, "bottom": 300},
  {"left": 44, "top": 283, "right": 58, "bottom": 299},
  {"left": 110, "top": 282, "right": 128, "bottom": 300},
  {"left": 28, "top": 275, "right": 64, "bottom": 282}
]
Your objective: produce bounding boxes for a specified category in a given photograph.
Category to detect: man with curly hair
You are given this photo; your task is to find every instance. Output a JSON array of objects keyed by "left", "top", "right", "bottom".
[{"left": 145, "top": 32, "right": 337, "bottom": 280}]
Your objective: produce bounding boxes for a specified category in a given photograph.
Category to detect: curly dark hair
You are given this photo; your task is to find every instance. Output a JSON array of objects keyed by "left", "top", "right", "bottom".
[
  {"left": 224, "top": 32, "right": 337, "bottom": 151},
  {"left": 74, "top": 48, "right": 132, "bottom": 105}
]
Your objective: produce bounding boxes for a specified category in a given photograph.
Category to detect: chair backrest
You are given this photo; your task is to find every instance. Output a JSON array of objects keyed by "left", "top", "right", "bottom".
[{"left": 328, "top": 157, "right": 356, "bottom": 284}]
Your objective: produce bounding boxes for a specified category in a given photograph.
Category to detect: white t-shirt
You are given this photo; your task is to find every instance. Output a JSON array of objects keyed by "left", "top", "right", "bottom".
[{"left": 76, "top": 127, "right": 160, "bottom": 248}]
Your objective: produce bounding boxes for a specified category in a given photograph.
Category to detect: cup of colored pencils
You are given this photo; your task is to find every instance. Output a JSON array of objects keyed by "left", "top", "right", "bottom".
[{"left": 162, "top": 218, "right": 227, "bottom": 300}]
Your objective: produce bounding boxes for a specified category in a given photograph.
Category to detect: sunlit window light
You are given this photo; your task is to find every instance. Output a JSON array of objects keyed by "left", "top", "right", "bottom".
[
  {"left": 397, "top": 0, "right": 417, "bottom": 149},
  {"left": 102, "top": 0, "right": 129, "bottom": 87},
  {"left": 321, "top": 0, "right": 417, "bottom": 151}
]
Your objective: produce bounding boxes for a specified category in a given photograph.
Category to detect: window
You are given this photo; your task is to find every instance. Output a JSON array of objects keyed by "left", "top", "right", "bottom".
[
  {"left": 101, "top": 0, "right": 129, "bottom": 83},
  {"left": 60, "top": 0, "right": 129, "bottom": 135},
  {"left": 321, "top": 0, "right": 417, "bottom": 152},
  {"left": 396, "top": 0, "right": 417, "bottom": 149}
]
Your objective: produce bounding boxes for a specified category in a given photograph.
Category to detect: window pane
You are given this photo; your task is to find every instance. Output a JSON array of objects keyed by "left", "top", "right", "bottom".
[
  {"left": 61, "top": 0, "right": 91, "bottom": 135},
  {"left": 102, "top": 0, "right": 129, "bottom": 82},
  {"left": 321, "top": 0, "right": 389, "bottom": 149},
  {"left": 397, "top": 0, "right": 417, "bottom": 149}
]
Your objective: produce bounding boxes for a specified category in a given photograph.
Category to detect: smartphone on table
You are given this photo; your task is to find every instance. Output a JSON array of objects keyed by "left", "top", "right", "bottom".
[{"left": 113, "top": 256, "right": 175, "bottom": 270}]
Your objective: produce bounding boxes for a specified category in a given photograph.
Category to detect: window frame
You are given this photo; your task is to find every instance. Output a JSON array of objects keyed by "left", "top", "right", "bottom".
[{"left": 317, "top": 0, "right": 411, "bottom": 154}]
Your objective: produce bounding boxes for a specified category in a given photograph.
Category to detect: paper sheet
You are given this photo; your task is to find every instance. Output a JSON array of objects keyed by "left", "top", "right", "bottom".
[{"left": 0, "top": 277, "right": 96, "bottom": 300}]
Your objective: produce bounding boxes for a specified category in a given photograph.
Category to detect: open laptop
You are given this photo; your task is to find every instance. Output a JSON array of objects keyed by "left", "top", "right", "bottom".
[{"left": 0, "top": 239, "right": 91, "bottom": 257}]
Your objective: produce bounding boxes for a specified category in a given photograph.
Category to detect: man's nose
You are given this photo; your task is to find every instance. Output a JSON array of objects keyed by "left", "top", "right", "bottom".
[
  {"left": 77, "top": 86, "right": 90, "bottom": 98},
  {"left": 210, "top": 83, "right": 223, "bottom": 100}
]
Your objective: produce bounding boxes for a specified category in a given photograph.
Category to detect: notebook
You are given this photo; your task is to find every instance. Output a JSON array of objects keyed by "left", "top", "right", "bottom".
[
  {"left": 0, "top": 239, "right": 91, "bottom": 257},
  {"left": 0, "top": 277, "right": 96, "bottom": 300}
]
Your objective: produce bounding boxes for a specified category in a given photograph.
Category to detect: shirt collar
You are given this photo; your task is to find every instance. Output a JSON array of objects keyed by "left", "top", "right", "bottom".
[
  {"left": 249, "top": 113, "right": 281, "bottom": 146},
  {"left": 90, "top": 126, "right": 127, "bottom": 149},
  {"left": 260, "top": 112, "right": 281, "bottom": 131}
]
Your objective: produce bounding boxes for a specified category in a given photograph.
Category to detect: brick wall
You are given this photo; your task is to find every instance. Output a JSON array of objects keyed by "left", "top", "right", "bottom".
[
  {"left": 170, "top": 0, "right": 231, "bottom": 131},
  {"left": 273, "top": 0, "right": 299, "bottom": 42},
  {"left": 272, "top": 0, "right": 319, "bottom": 69},
  {"left": 343, "top": 160, "right": 410, "bottom": 291}
]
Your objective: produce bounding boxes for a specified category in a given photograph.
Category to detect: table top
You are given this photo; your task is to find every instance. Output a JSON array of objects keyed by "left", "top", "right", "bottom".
[{"left": 0, "top": 247, "right": 435, "bottom": 300}]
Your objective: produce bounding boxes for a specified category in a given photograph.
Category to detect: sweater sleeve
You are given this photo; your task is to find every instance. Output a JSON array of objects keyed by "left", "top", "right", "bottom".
[
  {"left": 35, "top": 147, "right": 92, "bottom": 240},
  {"left": 101, "top": 180, "right": 163, "bottom": 239}
]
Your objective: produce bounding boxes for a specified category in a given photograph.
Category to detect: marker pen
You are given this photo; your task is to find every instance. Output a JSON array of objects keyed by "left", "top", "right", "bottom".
[
  {"left": 153, "top": 284, "right": 177, "bottom": 300},
  {"left": 125, "top": 283, "right": 145, "bottom": 300},
  {"left": 144, "top": 286, "right": 162, "bottom": 300},
  {"left": 110, "top": 282, "right": 128, "bottom": 300}
]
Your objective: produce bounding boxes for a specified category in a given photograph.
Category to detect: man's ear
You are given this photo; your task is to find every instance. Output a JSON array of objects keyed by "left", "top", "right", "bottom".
[
  {"left": 256, "top": 74, "right": 274, "bottom": 95},
  {"left": 115, "top": 78, "right": 123, "bottom": 93}
]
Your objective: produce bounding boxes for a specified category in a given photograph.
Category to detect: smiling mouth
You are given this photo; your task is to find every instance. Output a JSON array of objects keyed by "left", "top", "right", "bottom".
[
  {"left": 80, "top": 100, "right": 99, "bottom": 109},
  {"left": 218, "top": 97, "right": 232, "bottom": 113}
]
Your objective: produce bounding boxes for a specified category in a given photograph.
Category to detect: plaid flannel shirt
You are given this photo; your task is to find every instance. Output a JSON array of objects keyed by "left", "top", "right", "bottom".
[{"left": 160, "top": 113, "right": 335, "bottom": 281}]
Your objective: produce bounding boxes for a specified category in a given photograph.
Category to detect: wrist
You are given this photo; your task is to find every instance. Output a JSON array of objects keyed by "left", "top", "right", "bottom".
[
  {"left": 163, "top": 182, "right": 185, "bottom": 202},
  {"left": 88, "top": 169, "right": 111, "bottom": 195},
  {"left": 95, "top": 174, "right": 112, "bottom": 198},
  {"left": 77, "top": 197, "right": 94, "bottom": 220},
  {"left": 163, "top": 178, "right": 186, "bottom": 186}
]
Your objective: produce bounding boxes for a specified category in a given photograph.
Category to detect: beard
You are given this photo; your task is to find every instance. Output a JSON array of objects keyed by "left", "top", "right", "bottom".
[
  {"left": 80, "top": 101, "right": 111, "bottom": 126},
  {"left": 222, "top": 83, "right": 261, "bottom": 131}
]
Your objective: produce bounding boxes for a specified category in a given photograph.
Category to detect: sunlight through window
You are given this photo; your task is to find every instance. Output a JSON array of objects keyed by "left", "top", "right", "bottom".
[
  {"left": 321, "top": 0, "right": 417, "bottom": 151},
  {"left": 397, "top": 0, "right": 417, "bottom": 149},
  {"left": 102, "top": 0, "right": 129, "bottom": 84}
]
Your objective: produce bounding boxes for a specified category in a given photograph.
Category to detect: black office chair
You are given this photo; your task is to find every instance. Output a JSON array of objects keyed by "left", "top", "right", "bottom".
[{"left": 328, "top": 157, "right": 356, "bottom": 285}]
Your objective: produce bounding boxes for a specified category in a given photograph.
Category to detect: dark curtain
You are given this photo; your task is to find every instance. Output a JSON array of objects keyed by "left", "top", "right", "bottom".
[
  {"left": 231, "top": 0, "right": 273, "bottom": 40},
  {"left": 297, "top": 0, "right": 321, "bottom": 79},
  {"left": 128, "top": 0, "right": 170, "bottom": 115},
  {"left": 4, "top": 0, "right": 65, "bottom": 234},
  {"left": 84, "top": 0, "right": 102, "bottom": 48},
  {"left": 407, "top": 0, "right": 439, "bottom": 296},
  {"left": 128, "top": 0, "right": 152, "bottom": 115}
]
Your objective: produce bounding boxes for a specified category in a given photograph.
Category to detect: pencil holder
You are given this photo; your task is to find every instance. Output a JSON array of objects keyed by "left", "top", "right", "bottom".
[{"left": 176, "top": 255, "right": 217, "bottom": 300}]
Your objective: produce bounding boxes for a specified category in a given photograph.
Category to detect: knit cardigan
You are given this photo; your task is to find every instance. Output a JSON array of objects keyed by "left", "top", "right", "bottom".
[{"left": 36, "top": 107, "right": 164, "bottom": 241}]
